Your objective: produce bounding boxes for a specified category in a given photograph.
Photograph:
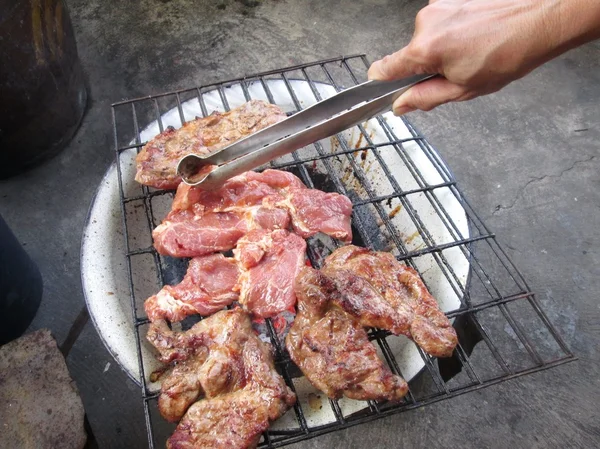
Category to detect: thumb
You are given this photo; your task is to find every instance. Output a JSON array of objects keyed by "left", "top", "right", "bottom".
[
  {"left": 368, "top": 48, "right": 417, "bottom": 81},
  {"left": 392, "top": 77, "right": 469, "bottom": 115}
]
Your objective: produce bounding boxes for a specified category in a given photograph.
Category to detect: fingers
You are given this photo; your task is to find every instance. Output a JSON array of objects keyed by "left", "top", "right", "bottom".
[
  {"left": 391, "top": 77, "right": 471, "bottom": 115},
  {"left": 368, "top": 48, "right": 419, "bottom": 81}
]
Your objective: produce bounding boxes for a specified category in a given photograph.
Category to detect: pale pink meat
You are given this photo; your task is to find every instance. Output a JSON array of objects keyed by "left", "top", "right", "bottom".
[
  {"left": 172, "top": 175, "right": 280, "bottom": 212},
  {"left": 283, "top": 189, "right": 353, "bottom": 242},
  {"left": 144, "top": 254, "right": 240, "bottom": 322},
  {"left": 153, "top": 169, "right": 353, "bottom": 258},
  {"left": 152, "top": 210, "right": 248, "bottom": 258},
  {"left": 172, "top": 169, "right": 306, "bottom": 212},
  {"left": 234, "top": 229, "right": 307, "bottom": 318}
]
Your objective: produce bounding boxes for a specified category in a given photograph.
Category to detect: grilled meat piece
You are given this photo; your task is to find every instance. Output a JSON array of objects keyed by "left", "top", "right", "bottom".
[
  {"left": 153, "top": 169, "right": 353, "bottom": 258},
  {"left": 147, "top": 309, "right": 295, "bottom": 438},
  {"left": 321, "top": 268, "right": 408, "bottom": 334},
  {"left": 322, "top": 245, "right": 457, "bottom": 358},
  {"left": 234, "top": 229, "right": 307, "bottom": 318},
  {"left": 135, "top": 100, "right": 287, "bottom": 190},
  {"left": 286, "top": 267, "right": 409, "bottom": 402},
  {"left": 168, "top": 337, "right": 295, "bottom": 449},
  {"left": 144, "top": 254, "right": 240, "bottom": 322},
  {"left": 147, "top": 312, "right": 247, "bottom": 422}
]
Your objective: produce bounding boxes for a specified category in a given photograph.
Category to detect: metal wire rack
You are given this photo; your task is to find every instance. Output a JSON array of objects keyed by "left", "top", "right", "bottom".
[{"left": 111, "top": 54, "right": 575, "bottom": 448}]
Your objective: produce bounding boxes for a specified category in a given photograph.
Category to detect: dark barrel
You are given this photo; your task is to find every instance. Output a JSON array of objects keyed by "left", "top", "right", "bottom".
[
  {"left": 0, "top": 214, "right": 43, "bottom": 345},
  {"left": 0, "top": 0, "right": 87, "bottom": 179}
]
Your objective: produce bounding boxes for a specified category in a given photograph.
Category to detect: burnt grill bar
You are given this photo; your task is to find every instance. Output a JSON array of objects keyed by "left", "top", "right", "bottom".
[{"left": 111, "top": 55, "right": 575, "bottom": 448}]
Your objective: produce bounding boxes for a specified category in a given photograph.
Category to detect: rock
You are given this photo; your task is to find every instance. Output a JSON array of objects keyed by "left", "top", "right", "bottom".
[{"left": 0, "top": 329, "right": 87, "bottom": 449}]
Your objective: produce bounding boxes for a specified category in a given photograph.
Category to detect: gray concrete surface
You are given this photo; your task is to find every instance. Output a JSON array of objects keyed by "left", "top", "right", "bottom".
[{"left": 0, "top": 0, "right": 598, "bottom": 447}]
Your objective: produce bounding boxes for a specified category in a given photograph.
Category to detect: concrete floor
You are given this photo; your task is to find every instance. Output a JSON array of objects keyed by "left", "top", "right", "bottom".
[{"left": 1, "top": 0, "right": 599, "bottom": 447}]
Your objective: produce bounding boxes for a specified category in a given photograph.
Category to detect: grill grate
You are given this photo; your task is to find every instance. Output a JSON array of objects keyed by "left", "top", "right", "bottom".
[{"left": 111, "top": 55, "right": 575, "bottom": 448}]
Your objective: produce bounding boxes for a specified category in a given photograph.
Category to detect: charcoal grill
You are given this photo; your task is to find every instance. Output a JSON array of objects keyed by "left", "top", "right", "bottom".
[{"left": 104, "top": 55, "right": 575, "bottom": 448}]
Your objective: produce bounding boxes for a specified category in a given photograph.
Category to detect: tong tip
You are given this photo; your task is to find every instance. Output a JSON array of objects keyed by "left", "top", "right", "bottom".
[{"left": 177, "top": 154, "right": 218, "bottom": 186}]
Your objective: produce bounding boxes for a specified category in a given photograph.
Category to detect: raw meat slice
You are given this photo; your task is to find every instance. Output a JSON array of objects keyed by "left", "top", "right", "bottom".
[
  {"left": 152, "top": 207, "right": 290, "bottom": 258},
  {"left": 144, "top": 254, "right": 240, "bottom": 322},
  {"left": 171, "top": 169, "right": 306, "bottom": 213},
  {"left": 152, "top": 210, "right": 247, "bottom": 258},
  {"left": 286, "top": 267, "right": 408, "bottom": 401},
  {"left": 234, "top": 229, "right": 307, "bottom": 318},
  {"left": 323, "top": 245, "right": 457, "bottom": 358},
  {"left": 135, "top": 100, "right": 287, "bottom": 190},
  {"left": 278, "top": 188, "right": 353, "bottom": 242},
  {"left": 155, "top": 168, "right": 353, "bottom": 258}
]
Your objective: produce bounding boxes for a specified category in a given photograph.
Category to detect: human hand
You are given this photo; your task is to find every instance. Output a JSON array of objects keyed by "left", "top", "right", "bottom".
[{"left": 368, "top": 0, "right": 600, "bottom": 115}]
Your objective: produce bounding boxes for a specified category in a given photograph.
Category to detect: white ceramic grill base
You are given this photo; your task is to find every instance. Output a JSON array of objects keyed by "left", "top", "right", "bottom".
[{"left": 81, "top": 79, "right": 470, "bottom": 429}]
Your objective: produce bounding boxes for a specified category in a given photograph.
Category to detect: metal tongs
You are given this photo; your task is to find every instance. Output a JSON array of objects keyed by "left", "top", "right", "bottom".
[{"left": 177, "top": 73, "right": 434, "bottom": 190}]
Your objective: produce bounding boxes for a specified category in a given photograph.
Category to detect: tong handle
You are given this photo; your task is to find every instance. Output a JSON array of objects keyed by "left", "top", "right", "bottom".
[{"left": 178, "top": 74, "right": 434, "bottom": 189}]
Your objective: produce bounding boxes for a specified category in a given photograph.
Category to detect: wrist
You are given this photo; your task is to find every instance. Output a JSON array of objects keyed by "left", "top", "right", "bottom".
[{"left": 542, "top": 0, "right": 600, "bottom": 55}]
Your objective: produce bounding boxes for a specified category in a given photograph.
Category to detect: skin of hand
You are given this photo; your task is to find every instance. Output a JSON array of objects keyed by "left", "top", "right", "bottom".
[{"left": 368, "top": 0, "right": 600, "bottom": 115}]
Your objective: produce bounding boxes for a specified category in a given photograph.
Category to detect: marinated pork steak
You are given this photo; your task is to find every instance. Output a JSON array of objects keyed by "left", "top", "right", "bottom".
[
  {"left": 322, "top": 245, "right": 458, "bottom": 358},
  {"left": 168, "top": 336, "right": 295, "bottom": 449},
  {"left": 147, "top": 309, "right": 295, "bottom": 449},
  {"left": 153, "top": 169, "right": 353, "bottom": 258},
  {"left": 234, "top": 229, "right": 307, "bottom": 318},
  {"left": 144, "top": 254, "right": 240, "bottom": 322},
  {"left": 148, "top": 310, "right": 252, "bottom": 421},
  {"left": 286, "top": 267, "right": 409, "bottom": 402},
  {"left": 135, "top": 100, "right": 287, "bottom": 190},
  {"left": 171, "top": 169, "right": 306, "bottom": 212},
  {"left": 153, "top": 207, "right": 290, "bottom": 258},
  {"left": 288, "top": 190, "right": 353, "bottom": 242}
]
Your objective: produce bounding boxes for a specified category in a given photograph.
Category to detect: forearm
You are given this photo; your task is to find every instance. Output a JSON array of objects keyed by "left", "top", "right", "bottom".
[
  {"left": 544, "top": 0, "right": 600, "bottom": 59},
  {"left": 368, "top": 0, "right": 600, "bottom": 115}
]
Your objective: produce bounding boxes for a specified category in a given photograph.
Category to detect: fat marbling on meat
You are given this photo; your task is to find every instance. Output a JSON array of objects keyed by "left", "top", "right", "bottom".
[{"left": 152, "top": 207, "right": 290, "bottom": 258}]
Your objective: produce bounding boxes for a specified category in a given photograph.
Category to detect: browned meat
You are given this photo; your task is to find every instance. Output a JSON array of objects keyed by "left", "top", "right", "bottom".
[
  {"left": 322, "top": 245, "right": 457, "bottom": 358},
  {"left": 135, "top": 100, "right": 287, "bottom": 190},
  {"left": 167, "top": 390, "right": 267, "bottom": 449},
  {"left": 152, "top": 169, "right": 353, "bottom": 258},
  {"left": 151, "top": 345, "right": 209, "bottom": 423},
  {"left": 234, "top": 229, "right": 307, "bottom": 318},
  {"left": 147, "top": 309, "right": 295, "bottom": 446},
  {"left": 168, "top": 337, "right": 295, "bottom": 449},
  {"left": 286, "top": 267, "right": 408, "bottom": 402},
  {"left": 144, "top": 254, "right": 240, "bottom": 322},
  {"left": 321, "top": 268, "right": 408, "bottom": 334},
  {"left": 147, "top": 313, "right": 248, "bottom": 422}
]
